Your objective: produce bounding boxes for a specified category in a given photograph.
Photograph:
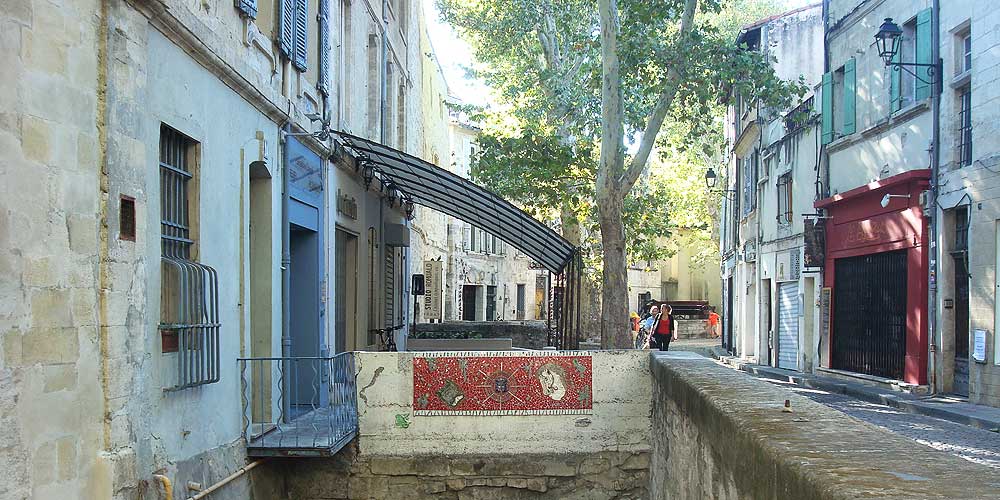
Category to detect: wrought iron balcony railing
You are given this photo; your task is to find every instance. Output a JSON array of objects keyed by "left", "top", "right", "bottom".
[{"left": 239, "top": 354, "right": 357, "bottom": 457}]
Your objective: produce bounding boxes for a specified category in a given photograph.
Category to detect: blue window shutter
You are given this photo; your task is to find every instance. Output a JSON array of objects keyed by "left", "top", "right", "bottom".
[
  {"left": 915, "top": 8, "right": 932, "bottom": 101},
  {"left": 235, "top": 0, "right": 257, "bottom": 18},
  {"left": 292, "top": 0, "right": 309, "bottom": 71},
  {"left": 278, "top": 0, "right": 294, "bottom": 58},
  {"left": 821, "top": 72, "right": 833, "bottom": 144},
  {"left": 843, "top": 58, "right": 856, "bottom": 135},
  {"left": 317, "top": 0, "right": 330, "bottom": 95}
]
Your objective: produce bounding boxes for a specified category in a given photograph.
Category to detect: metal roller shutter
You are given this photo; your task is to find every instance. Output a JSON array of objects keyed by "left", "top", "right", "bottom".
[{"left": 777, "top": 282, "right": 799, "bottom": 370}]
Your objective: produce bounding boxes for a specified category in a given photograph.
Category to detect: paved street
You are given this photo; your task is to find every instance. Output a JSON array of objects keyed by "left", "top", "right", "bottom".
[{"left": 755, "top": 377, "right": 1000, "bottom": 470}]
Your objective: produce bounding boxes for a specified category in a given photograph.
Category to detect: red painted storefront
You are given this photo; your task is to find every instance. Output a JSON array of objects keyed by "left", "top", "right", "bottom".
[{"left": 815, "top": 169, "right": 931, "bottom": 385}]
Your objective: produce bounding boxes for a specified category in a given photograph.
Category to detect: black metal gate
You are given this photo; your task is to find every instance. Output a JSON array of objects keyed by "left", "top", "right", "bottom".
[{"left": 832, "top": 250, "right": 907, "bottom": 380}]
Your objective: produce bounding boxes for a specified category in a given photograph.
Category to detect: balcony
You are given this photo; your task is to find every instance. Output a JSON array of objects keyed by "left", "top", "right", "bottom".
[{"left": 239, "top": 354, "right": 357, "bottom": 457}]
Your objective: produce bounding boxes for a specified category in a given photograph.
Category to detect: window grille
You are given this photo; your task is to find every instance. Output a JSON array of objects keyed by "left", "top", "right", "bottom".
[
  {"left": 159, "top": 125, "right": 221, "bottom": 391},
  {"left": 958, "top": 85, "right": 972, "bottom": 167},
  {"left": 777, "top": 173, "right": 793, "bottom": 225}
]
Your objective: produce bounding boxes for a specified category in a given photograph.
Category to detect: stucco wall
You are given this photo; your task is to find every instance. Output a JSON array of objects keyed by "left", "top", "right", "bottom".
[
  {"left": 354, "top": 350, "right": 651, "bottom": 457},
  {"left": 650, "top": 351, "right": 1000, "bottom": 499}
]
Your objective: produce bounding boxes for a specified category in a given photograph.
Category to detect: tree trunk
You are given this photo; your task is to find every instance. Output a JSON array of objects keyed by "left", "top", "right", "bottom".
[{"left": 597, "top": 0, "right": 630, "bottom": 348}]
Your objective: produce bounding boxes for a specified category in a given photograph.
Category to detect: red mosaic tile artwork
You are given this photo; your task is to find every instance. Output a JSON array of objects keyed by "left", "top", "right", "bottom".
[{"left": 412, "top": 353, "right": 593, "bottom": 415}]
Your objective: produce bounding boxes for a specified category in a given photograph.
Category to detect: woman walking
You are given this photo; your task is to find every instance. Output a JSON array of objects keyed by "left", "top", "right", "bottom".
[{"left": 650, "top": 304, "right": 677, "bottom": 351}]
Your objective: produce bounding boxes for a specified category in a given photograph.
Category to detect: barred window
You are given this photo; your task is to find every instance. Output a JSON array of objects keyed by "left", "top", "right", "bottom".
[
  {"left": 159, "top": 125, "right": 220, "bottom": 391},
  {"left": 777, "top": 173, "right": 792, "bottom": 225},
  {"left": 958, "top": 85, "right": 972, "bottom": 167}
]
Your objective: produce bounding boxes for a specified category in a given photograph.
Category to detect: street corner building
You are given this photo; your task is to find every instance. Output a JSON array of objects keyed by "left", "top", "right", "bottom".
[{"left": 719, "top": 0, "right": 1000, "bottom": 409}]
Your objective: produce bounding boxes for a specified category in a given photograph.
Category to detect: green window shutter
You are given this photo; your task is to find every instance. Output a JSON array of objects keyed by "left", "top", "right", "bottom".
[
  {"left": 843, "top": 58, "right": 856, "bottom": 135},
  {"left": 915, "top": 8, "right": 932, "bottom": 101},
  {"left": 292, "top": 0, "right": 309, "bottom": 71},
  {"left": 277, "top": 0, "right": 294, "bottom": 58},
  {"left": 235, "top": 0, "right": 257, "bottom": 18},
  {"left": 890, "top": 49, "right": 901, "bottom": 111},
  {"left": 317, "top": 0, "right": 330, "bottom": 95},
  {"left": 821, "top": 72, "right": 833, "bottom": 144}
]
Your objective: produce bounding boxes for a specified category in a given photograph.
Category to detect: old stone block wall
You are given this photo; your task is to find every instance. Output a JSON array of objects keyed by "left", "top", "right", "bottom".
[
  {"left": 260, "top": 445, "right": 649, "bottom": 500},
  {"left": 650, "top": 352, "right": 1000, "bottom": 499}
]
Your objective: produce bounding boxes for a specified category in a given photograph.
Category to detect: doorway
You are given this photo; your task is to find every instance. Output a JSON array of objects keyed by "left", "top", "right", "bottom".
[
  {"left": 516, "top": 284, "right": 526, "bottom": 320},
  {"left": 952, "top": 206, "right": 970, "bottom": 396},
  {"left": 462, "top": 285, "right": 478, "bottom": 321},
  {"left": 290, "top": 224, "right": 324, "bottom": 410},
  {"left": 486, "top": 285, "right": 497, "bottom": 321},
  {"left": 832, "top": 250, "right": 907, "bottom": 380},
  {"left": 725, "top": 277, "right": 734, "bottom": 353},
  {"left": 760, "top": 278, "right": 772, "bottom": 366},
  {"left": 777, "top": 281, "right": 800, "bottom": 370},
  {"left": 335, "top": 228, "right": 358, "bottom": 353}
]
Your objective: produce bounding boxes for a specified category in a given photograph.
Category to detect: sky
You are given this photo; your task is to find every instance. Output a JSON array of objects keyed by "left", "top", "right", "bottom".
[{"left": 424, "top": 0, "right": 818, "bottom": 109}]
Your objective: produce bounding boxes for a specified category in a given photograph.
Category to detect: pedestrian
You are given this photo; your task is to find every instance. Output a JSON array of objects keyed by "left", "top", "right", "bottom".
[
  {"left": 636, "top": 305, "right": 658, "bottom": 349},
  {"left": 705, "top": 306, "right": 721, "bottom": 339},
  {"left": 650, "top": 304, "right": 676, "bottom": 351}
]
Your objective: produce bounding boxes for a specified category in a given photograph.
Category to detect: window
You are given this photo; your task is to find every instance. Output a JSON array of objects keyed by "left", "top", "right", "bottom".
[
  {"left": 742, "top": 152, "right": 757, "bottom": 217},
  {"left": 955, "top": 29, "right": 972, "bottom": 75},
  {"left": 891, "top": 10, "right": 932, "bottom": 111},
  {"left": 958, "top": 85, "right": 972, "bottom": 166},
  {"left": 777, "top": 173, "right": 792, "bottom": 225},
  {"left": 158, "top": 125, "right": 220, "bottom": 391}
]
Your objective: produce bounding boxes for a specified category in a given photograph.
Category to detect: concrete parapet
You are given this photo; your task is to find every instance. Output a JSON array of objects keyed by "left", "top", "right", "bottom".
[
  {"left": 649, "top": 351, "right": 1000, "bottom": 499},
  {"left": 412, "top": 321, "right": 550, "bottom": 349}
]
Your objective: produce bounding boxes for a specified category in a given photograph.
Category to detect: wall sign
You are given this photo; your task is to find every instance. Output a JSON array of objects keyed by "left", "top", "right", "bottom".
[
  {"left": 337, "top": 189, "right": 358, "bottom": 220},
  {"left": 423, "top": 260, "right": 442, "bottom": 320},
  {"left": 413, "top": 352, "right": 593, "bottom": 416},
  {"left": 820, "top": 287, "right": 832, "bottom": 342},
  {"left": 803, "top": 219, "right": 825, "bottom": 268},
  {"left": 973, "top": 329, "right": 987, "bottom": 363}
]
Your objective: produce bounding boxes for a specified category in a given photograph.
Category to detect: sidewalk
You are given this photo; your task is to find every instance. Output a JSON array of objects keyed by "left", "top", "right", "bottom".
[{"left": 671, "top": 339, "right": 1000, "bottom": 432}]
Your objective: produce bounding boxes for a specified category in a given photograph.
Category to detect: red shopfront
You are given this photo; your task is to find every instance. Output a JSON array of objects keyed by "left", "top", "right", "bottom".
[{"left": 815, "top": 170, "right": 930, "bottom": 385}]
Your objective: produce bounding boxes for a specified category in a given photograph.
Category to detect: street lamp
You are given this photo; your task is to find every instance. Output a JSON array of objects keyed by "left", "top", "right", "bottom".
[
  {"left": 705, "top": 167, "right": 719, "bottom": 190},
  {"left": 874, "top": 18, "right": 903, "bottom": 66},
  {"left": 874, "top": 17, "right": 940, "bottom": 84},
  {"left": 704, "top": 167, "right": 736, "bottom": 199}
]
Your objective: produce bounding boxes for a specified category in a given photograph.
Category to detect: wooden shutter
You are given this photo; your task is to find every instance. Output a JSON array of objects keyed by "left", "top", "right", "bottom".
[
  {"left": 317, "top": 0, "right": 330, "bottom": 95},
  {"left": 277, "top": 0, "right": 294, "bottom": 58},
  {"left": 915, "top": 8, "right": 932, "bottom": 101},
  {"left": 292, "top": 0, "right": 309, "bottom": 71},
  {"left": 843, "top": 58, "right": 856, "bottom": 135},
  {"left": 890, "top": 50, "right": 901, "bottom": 112},
  {"left": 235, "top": 0, "right": 257, "bottom": 18},
  {"left": 821, "top": 72, "right": 833, "bottom": 144}
]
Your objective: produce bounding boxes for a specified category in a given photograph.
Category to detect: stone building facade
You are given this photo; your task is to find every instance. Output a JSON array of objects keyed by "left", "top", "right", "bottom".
[
  {"left": 721, "top": 0, "right": 1000, "bottom": 408},
  {"left": 720, "top": 4, "right": 824, "bottom": 369},
  {"left": 1, "top": 0, "right": 430, "bottom": 497}
]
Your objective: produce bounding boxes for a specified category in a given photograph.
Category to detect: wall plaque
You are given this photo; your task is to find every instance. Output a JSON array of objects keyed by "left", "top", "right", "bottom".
[
  {"left": 337, "top": 189, "right": 358, "bottom": 220},
  {"left": 413, "top": 352, "right": 593, "bottom": 416},
  {"left": 820, "top": 287, "right": 832, "bottom": 342},
  {"left": 423, "top": 260, "right": 442, "bottom": 320}
]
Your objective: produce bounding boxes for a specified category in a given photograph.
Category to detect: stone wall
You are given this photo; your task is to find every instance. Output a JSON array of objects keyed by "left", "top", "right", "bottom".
[
  {"left": 412, "top": 320, "right": 549, "bottom": 349},
  {"left": 259, "top": 444, "right": 648, "bottom": 500},
  {"left": 650, "top": 351, "right": 1000, "bottom": 499}
]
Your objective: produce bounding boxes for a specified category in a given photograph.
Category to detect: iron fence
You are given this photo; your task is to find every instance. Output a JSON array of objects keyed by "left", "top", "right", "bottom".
[{"left": 239, "top": 354, "right": 357, "bottom": 455}]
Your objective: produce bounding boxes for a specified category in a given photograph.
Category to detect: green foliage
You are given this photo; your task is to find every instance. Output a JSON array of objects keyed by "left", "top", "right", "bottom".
[{"left": 440, "top": 0, "right": 803, "bottom": 268}]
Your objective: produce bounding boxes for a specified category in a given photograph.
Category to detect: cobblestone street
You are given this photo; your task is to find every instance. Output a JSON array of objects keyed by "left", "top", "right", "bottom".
[{"left": 757, "top": 378, "right": 1000, "bottom": 469}]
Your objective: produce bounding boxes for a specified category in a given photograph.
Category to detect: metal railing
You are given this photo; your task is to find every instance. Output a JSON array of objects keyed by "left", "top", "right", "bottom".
[{"left": 238, "top": 354, "right": 357, "bottom": 455}]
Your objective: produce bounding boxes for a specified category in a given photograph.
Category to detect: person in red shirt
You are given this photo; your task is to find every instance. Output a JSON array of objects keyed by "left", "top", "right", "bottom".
[
  {"left": 705, "top": 306, "right": 721, "bottom": 339},
  {"left": 650, "top": 304, "right": 676, "bottom": 351}
]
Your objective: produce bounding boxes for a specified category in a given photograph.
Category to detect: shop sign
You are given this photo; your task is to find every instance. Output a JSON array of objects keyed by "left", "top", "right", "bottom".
[
  {"left": 423, "top": 260, "right": 443, "bottom": 320},
  {"left": 803, "top": 219, "right": 825, "bottom": 268},
  {"left": 337, "top": 189, "right": 358, "bottom": 220}
]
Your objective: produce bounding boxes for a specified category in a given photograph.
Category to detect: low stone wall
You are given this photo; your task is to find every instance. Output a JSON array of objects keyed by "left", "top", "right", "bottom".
[
  {"left": 674, "top": 319, "right": 709, "bottom": 339},
  {"left": 412, "top": 321, "right": 549, "bottom": 349},
  {"left": 650, "top": 351, "right": 1000, "bottom": 499},
  {"left": 264, "top": 444, "right": 649, "bottom": 499}
]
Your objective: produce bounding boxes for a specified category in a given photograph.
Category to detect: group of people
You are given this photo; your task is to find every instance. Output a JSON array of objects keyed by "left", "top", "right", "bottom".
[
  {"left": 629, "top": 303, "right": 721, "bottom": 351},
  {"left": 631, "top": 304, "right": 677, "bottom": 351}
]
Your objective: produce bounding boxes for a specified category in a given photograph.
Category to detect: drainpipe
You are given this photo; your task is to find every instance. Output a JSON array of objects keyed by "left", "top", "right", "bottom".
[
  {"left": 185, "top": 459, "right": 268, "bottom": 500},
  {"left": 927, "top": 0, "right": 942, "bottom": 392},
  {"left": 280, "top": 124, "right": 292, "bottom": 423}
]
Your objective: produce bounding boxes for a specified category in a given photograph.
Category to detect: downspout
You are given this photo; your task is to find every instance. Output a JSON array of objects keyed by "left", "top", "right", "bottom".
[
  {"left": 927, "top": 0, "right": 942, "bottom": 392},
  {"left": 280, "top": 124, "right": 292, "bottom": 422}
]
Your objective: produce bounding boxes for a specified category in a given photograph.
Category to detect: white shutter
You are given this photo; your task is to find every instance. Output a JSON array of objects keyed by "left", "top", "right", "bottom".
[{"left": 777, "top": 282, "right": 800, "bottom": 370}]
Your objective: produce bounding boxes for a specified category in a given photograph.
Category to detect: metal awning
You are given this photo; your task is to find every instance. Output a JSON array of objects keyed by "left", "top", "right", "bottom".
[{"left": 334, "top": 131, "right": 575, "bottom": 273}]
